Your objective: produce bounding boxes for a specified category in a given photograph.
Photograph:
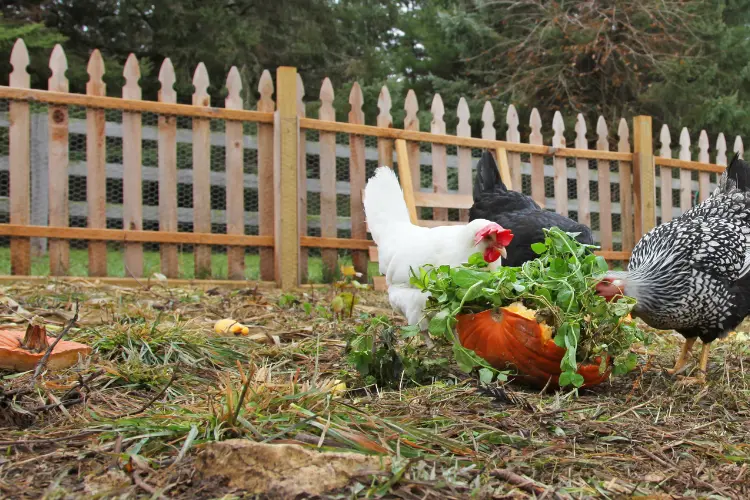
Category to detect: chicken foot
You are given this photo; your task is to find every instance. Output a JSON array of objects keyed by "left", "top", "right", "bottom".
[
  {"left": 665, "top": 337, "right": 696, "bottom": 376},
  {"left": 676, "top": 342, "right": 711, "bottom": 385}
]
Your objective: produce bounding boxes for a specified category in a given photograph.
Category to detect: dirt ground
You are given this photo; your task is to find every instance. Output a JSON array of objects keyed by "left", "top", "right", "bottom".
[{"left": 0, "top": 279, "right": 748, "bottom": 499}]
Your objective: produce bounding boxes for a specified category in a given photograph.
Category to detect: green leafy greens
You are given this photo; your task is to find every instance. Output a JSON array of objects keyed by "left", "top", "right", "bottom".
[{"left": 410, "top": 227, "right": 649, "bottom": 388}]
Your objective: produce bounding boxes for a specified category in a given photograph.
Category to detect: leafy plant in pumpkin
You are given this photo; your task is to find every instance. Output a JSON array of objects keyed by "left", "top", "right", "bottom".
[
  {"left": 411, "top": 227, "right": 650, "bottom": 388},
  {"left": 331, "top": 265, "right": 368, "bottom": 320}
]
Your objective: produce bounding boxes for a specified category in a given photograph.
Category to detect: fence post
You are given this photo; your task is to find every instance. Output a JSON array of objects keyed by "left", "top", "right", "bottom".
[
  {"left": 633, "top": 116, "right": 655, "bottom": 237},
  {"left": 275, "top": 67, "right": 300, "bottom": 289}
]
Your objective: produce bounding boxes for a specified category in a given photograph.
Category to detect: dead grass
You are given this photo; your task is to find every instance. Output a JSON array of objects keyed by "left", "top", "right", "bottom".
[{"left": 0, "top": 279, "right": 748, "bottom": 499}]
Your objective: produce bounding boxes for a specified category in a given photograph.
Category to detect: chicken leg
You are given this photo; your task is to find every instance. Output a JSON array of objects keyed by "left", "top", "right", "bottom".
[
  {"left": 665, "top": 337, "right": 696, "bottom": 375},
  {"left": 676, "top": 342, "right": 711, "bottom": 385}
]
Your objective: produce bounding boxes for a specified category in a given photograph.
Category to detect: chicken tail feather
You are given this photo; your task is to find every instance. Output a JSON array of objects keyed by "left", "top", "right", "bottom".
[
  {"left": 363, "top": 166, "right": 412, "bottom": 245},
  {"left": 718, "top": 152, "right": 750, "bottom": 193},
  {"left": 473, "top": 151, "right": 506, "bottom": 200}
]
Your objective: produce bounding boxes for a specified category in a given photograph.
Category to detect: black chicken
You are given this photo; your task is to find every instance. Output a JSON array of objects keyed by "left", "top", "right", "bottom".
[
  {"left": 597, "top": 153, "right": 750, "bottom": 382},
  {"left": 469, "top": 151, "right": 594, "bottom": 267}
]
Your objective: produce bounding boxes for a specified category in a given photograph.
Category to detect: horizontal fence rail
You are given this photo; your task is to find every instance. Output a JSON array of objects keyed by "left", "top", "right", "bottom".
[{"left": 0, "top": 38, "right": 745, "bottom": 288}]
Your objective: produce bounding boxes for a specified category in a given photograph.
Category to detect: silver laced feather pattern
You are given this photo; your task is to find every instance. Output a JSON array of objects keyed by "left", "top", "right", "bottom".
[{"left": 626, "top": 167, "right": 750, "bottom": 336}]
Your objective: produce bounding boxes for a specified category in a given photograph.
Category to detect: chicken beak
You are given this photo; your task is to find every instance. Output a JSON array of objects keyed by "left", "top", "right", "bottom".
[{"left": 499, "top": 247, "right": 507, "bottom": 259}]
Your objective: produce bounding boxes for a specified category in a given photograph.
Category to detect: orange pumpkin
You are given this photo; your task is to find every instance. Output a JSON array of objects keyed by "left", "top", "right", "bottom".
[{"left": 456, "top": 305, "right": 611, "bottom": 389}]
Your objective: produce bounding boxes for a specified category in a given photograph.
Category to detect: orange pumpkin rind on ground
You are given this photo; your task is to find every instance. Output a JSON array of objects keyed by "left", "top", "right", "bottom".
[
  {"left": 0, "top": 322, "right": 91, "bottom": 372},
  {"left": 457, "top": 303, "right": 611, "bottom": 389}
]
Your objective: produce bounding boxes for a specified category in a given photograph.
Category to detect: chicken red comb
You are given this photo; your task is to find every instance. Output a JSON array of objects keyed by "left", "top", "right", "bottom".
[{"left": 474, "top": 223, "right": 514, "bottom": 246}]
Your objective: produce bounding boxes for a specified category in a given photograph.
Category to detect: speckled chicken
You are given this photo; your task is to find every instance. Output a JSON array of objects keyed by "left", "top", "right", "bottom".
[{"left": 596, "top": 153, "right": 750, "bottom": 382}]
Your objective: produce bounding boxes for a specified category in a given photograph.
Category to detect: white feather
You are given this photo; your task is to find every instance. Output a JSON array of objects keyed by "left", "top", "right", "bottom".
[{"left": 364, "top": 166, "right": 504, "bottom": 328}]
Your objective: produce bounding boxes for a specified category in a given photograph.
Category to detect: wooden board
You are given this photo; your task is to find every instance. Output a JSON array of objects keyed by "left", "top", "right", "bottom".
[
  {"left": 395, "top": 139, "right": 419, "bottom": 224},
  {"left": 86, "top": 50, "right": 108, "bottom": 277},
  {"left": 48, "top": 45, "right": 70, "bottom": 276},
  {"left": 8, "top": 40, "right": 31, "bottom": 276},
  {"left": 192, "top": 63, "right": 212, "bottom": 279},
  {"left": 226, "top": 68, "right": 246, "bottom": 281},
  {"left": 275, "top": 67, "right": 300, "bottom": 289},
  {"left": 257, "top": 70, "right": 275, "bottom": 282},
  {"left": 349, "top": 83, "right": 367, "bottom": 281},
  {"left": 0, "top": 86, "right": 273, "bottom": 123},
  {"left": 158, "top": 58, "right": 179, "bottom": 278},
  {"left": 413, "top": 192, "right": 473, "bottom": 210},
  {"left": 529, "top": 109, "right": 545, "bottom": 207},
  {"left": 319, "top": 78, "right": 338, "bottom": 281},
  {"left": 123, "top": 54, "right": 143, "bottom": 277},
  {"left": 0, "top": 224, "right": 275, "bottom": 246}
]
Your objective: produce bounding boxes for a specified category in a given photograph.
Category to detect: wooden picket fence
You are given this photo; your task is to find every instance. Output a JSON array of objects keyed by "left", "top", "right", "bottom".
[{"left": 0, "top": 39, "right": 745, "bottom": 289}]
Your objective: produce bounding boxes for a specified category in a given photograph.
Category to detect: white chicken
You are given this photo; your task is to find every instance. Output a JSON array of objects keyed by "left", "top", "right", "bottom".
[{"left": 364, "top": 166, "right": 513, "bottom": 329}]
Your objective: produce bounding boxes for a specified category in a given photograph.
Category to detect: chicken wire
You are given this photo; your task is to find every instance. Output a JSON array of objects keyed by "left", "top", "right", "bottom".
[
  {"left": 298, "top": 133, "right": 694, "bottom": 275},
  {"left": 0, "top": 96, "right": 724, "bottom": 279},
  {"left": 0, "top": 100, "right": 265, "bottom": 279}
]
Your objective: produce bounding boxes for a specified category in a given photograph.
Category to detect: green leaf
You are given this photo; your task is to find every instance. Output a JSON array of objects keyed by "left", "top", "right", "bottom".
[
  {"left": 571, "top": 373, "right": 585, "bottom": 387},
  {"left": 478, "top": 368, "right": 494, "bottom": 385},
  {"left": 594, "top": 256, "right": 609, "bottom": 274},
  {"left": 531, "top": 242, "right": 548, "bottom": 255},
  {"left": 468, "top": 252, "right": 488, "bottom": 267},
  {"left": 556, "top": 288, "right": 574, "bottom": 310},
  {"left": 400, "top": 325, "right": 420, "bottom": 338},
  {"left": 558, "top": 371, "right": 574, "bottom": 387},
  {"left": 453, "top": 344, "right": 477, "bottom": 373},
  {"left": 428, "top": 312, "right": 449, "bottom": 337},
  {"left": 451, "top": 268, "right": 490, "bottom": 288}
]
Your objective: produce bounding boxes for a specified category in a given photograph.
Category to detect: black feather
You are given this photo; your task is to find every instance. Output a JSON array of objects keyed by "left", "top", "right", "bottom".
[
  {"left": 724, "top": 152, "right": 750, "bottom": 191},
  {"left": 469, "top": 150, "right": 594, "bottom": 267}
]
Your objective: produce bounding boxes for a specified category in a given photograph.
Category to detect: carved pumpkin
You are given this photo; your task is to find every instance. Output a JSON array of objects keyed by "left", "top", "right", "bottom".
[{"left": 456, "top": 304, "right": 611, "bottom": 389}]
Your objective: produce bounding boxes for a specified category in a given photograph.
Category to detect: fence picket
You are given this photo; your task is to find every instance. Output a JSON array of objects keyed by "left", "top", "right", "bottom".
[
  {"left": 404, "top": 90, "right": 420, "bottom": 184},
  {"left": 529, "top": 109, "right": 544, "bottom": 206},
  {"left": 158, "top": 58, "right": 179, "bottom": 278},
  {"left": 481, "top": 102, "right": 495, "bottom": 141},
  {"left": 297, "top": 74, "right": 308, "bottom": 282},
  {"left": 8, "top": 39, "right": 31, "bottom": 275},
  {"left": 192, "top": 63, "right": 211, "bottom": 279},
  {"left": 734, "top": 136, "right": 744, "bottom": 158},
  {"left": 456, "top": 97, "right": 472, "bottom": 221},
  {"left": 86, "top": 50, "right": 107, "bottom": 277},
  {"left": 716, "top": 133, "right": 727, "bottom": 166},
  {"left": 121, "top": 54, "right": 143, "bottom": 277},
  {"left": 618, "top": 119, "right": 634, "bottom": 251},
  {"left": 552, "top": 111, "right": 567, "bottom": 216},
  {"left": 678, "top": 128, "right": 692, "bottom": 212},
  {"left": 48, "top": 45, "right": 70, "bottom": 276},
  {"left": 319, "top": 78, "right": 337, "bottom": 280},
  {"left": 257, "top": 70, "right": 275, "bottom": 281},
  {"left": 659, "top": 125, "right": 673, "bottom": 224},
  {"left": 574, "top": 114, "right": 590, "bottom": 228},
  {"left": 596, "top": 117, "right": 612, "bottom": 251},
  {"left": 506, "top": 105, "right": 521, "bottom": 191},
  {"left": 431, "top": 94, "right": 448, "bottom": 221},
  {"left": 349, "top": 83, "right": 367, "bottom": 279},
  {"left": 226, "top": 66, "right": 245, "bottom": 280},
  {"left": 377, "top": 86, "right": 393, "bottom": 168},
  {"left": 698, "top": 130, "right": 710, "bottom": 202}
]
